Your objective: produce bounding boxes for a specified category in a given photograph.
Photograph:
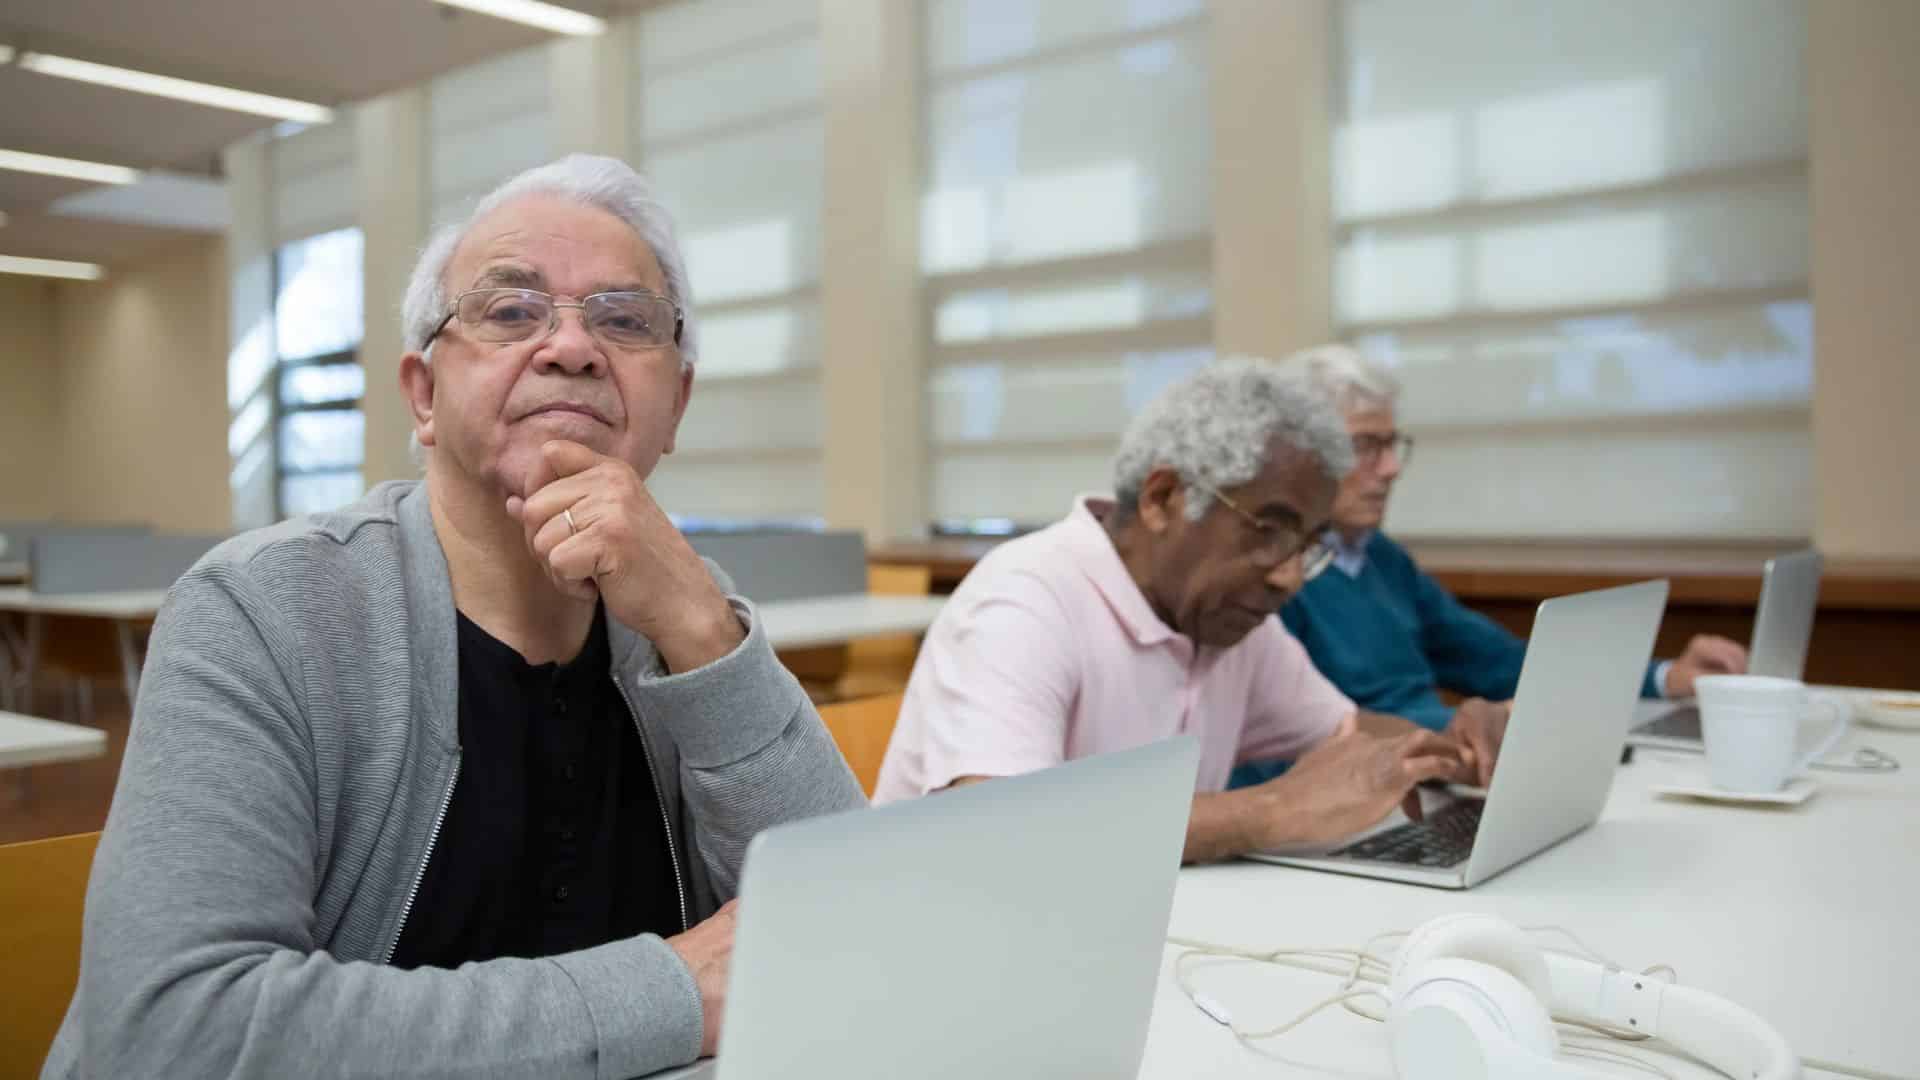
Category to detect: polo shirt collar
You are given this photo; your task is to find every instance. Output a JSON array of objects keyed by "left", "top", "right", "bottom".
[{"left": 1062, "top": 495, "right": 1182, "bottom": 649}]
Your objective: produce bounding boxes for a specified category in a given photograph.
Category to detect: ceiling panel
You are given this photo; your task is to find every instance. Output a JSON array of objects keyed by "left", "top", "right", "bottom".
[
  {"left": 0, "top": 0, "right": 606, "bottom": 102},
  {"left": 0, "top": 67, "right": 264, "bottom": 172},
  {"left": 0, "top": 169, "right": 97, "bottom": 208},
  {"left": 0, "top": 210, "right": 208, "bottom": 266},
  {"left": 0, "top": 0, "right": 628, "bottom": 266}
]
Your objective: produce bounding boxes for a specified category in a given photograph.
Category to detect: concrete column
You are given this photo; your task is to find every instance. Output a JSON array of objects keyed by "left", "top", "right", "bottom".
[
  {"left": 1809, "top": 0, "right": 1920, "bottom": 561},
  {"left": 1209, "top": 0, "right": 1334, "bottom": 359},
  {"left": 355, "top": 88, "right": 430, "bottom": 488},
  {"left": 549, "top": 23, "right": 633, "bottom": 159},
  {"left": 819, "top": 0, "right": 926, "bottom": 542},
  {"left": 222, "top": 136, "right": 275, "bottom": 530}
]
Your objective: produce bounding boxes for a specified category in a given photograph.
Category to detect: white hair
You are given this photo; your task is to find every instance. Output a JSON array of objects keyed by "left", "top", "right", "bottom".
[
  {"left": 1112, "top": 356, "right": 1355, "bottom": 521},
  {"left": 400, "top": 153, "right": 698, "bottom": 368},
  {"left": 1264, "top": 343, "right": 1400, "bottom": 415}
]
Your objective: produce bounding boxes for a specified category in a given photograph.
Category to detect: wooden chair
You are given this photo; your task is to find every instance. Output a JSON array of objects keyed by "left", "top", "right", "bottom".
[
  {"left": 0, "top": 831, "right": 99, "bottom": 1077},
  {"left": 818, "top": 691, "right": 905, "bottom": 798}
]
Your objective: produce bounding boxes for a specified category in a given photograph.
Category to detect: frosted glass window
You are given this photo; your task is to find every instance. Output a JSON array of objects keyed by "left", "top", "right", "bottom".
[
  {"left": 279, "top": 410, "right": 365, "bottom": 472},
  {"left": 1333, "top": 0, "right": 1809, "bottom": 541},
  {"left": 428, "top": 44, "right": 551, "bottom": 225},
  {"left": 632, "top": 0, "right": 825, "bottom": 521},
  {"left": 274, "top": 227, "right": 364, "bottom": 361},
  {"left": 922, "top": 3, "right": 1213, "bottom": 527}
]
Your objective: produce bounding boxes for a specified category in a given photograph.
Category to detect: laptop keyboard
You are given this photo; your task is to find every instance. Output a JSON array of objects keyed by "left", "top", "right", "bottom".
[
  {"left": 1634, "top": 705, "right": 1702, "bottom": 741},
  {"left": 1332, "top": 800, "right": 1485, "bottom": 869}
]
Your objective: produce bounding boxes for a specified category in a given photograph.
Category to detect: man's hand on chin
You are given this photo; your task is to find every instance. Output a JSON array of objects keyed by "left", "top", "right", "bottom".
[{"left": 506, "top": 439, "right": 743, "bottom": 672}]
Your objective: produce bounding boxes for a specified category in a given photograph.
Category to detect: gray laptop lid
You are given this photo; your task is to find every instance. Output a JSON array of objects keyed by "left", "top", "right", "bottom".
[
  {"left": 1464, "top": 580, "right": 1669, "bottom": 886},
  {"left": 715, "top": 738, "right": 1199, "bottom": 1080},
  {"left": 1749, "top": 549, "right": 1822, "bottom": 679}
]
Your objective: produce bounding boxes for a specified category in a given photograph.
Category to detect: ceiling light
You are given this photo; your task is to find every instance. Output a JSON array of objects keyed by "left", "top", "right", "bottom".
[
  {"left": 0, "top": 255, "right": 105, "bottom": 281},
  {"left": 0, "top": 148, "right": 141, "bottom": 185},
  {"left": 436, "top": 0, "right": 606, "bottom": 36},
  {"left": 0, "top": 46, "right": 14, "bottom": 65},
  {"left": 15, "top": 52, "right": 335, "bottom": 124}
]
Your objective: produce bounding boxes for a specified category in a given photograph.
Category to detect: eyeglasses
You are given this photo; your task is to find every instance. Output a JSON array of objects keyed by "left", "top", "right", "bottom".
[
  {"left": 1199, "top": 484, "right": 1336, "bottom": 581},
  {"left": 1353, "top": 431, "right": 1414, "bottom": 467},
  {"left": 423, "top": 287, "right": 684, "bottom": 351}
]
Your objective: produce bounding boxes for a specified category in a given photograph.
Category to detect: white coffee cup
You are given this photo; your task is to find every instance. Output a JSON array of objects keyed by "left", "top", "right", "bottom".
[{"left": 1697, "top": 675, "right": 1849, "bottom": 793}]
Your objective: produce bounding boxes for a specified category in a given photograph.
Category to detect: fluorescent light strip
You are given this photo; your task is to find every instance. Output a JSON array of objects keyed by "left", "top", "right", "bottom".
[
  {"left": 436, "top": 0, "right": 607, "bottom": 36},
  {"left": 0, "top": 148, "right": 141, "bottom": 185},
  {"left": 0, "top": 45, "right": 14, "bottom": 64},
  {"left": 0, "top": 255, "right": 105, "bottom": 281},
  {"left": 15, "top": 52, "right": 335, "bottom": 124}
]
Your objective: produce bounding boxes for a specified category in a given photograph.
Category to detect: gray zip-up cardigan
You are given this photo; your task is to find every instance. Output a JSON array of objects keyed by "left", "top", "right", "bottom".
[{"left": 42, "top": 480, "right": 866, "bottom": 1079}]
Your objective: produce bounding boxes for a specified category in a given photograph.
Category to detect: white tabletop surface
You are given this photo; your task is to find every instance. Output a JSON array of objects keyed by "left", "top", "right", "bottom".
[
  {"left": 0, "top": 710, "right": 108, "bottom": 768},
  {"left": 0, "top": 585, "right": 168, "bottom": 620},
  {"left": 1140, "top": 715, "right": 1920, "bottom": 1079},
  {"left": 757, "top": 594, "right": 947, "bottom": 651}
]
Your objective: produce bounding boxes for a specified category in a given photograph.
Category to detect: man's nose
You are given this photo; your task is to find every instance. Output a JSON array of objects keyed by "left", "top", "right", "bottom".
[{"left": 532, "top": 307, "right": 605, "bottom": 376}]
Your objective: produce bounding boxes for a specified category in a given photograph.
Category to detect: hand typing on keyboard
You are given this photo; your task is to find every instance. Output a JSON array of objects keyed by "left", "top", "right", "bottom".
[
  {"left": 1256, "top": 729, "right": 1466, "bottom": 846},
  {"left": 1443, "top": 698, "right": 1511, "bottom": 787},
  {"left": 1334, "top": 800, "right": 1485, "bottom": 868}
]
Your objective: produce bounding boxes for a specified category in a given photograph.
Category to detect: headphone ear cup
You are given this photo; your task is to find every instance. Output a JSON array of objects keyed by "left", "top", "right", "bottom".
[
  {"left": 1394, "top": 913, "right": 1554, "bottom": 1003},
  {"left": 1389, "top": 958, "right": 1560, "bottom": 1080}
]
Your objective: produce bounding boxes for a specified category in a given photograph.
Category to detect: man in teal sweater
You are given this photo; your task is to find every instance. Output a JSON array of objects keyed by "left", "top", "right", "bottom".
[{"left": 1231, "top": 346, "right": 1748, "bottom": 789}]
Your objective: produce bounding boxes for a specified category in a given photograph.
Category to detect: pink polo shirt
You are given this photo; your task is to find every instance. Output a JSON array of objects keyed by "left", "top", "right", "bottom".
[{"left": 873, "top": 497, "right": 1355, "bottom": 802}]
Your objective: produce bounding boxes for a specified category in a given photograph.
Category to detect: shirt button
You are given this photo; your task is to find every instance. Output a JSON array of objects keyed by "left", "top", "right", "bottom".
[
  {"left": 560, "top": 826, "right": 577, "bottom": 843},
  {"left": 561, "top": 764, "right": 577, "bottom": 783},
  {"left": 553, "top": 884, "right": 570, "bottom": 903},
  {"left": 554, "top": 698, "right": 568, "bottom": 717}
]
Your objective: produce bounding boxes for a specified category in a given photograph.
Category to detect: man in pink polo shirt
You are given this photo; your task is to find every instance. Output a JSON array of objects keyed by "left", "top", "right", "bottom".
[{"left": 874, "top": 359, "right": 1477, "bottom": 863}]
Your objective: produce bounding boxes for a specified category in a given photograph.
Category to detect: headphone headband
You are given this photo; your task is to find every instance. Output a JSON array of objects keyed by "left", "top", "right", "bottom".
[{"left": 1392, "top": 915, "right": 1798, "bottom": 1080}]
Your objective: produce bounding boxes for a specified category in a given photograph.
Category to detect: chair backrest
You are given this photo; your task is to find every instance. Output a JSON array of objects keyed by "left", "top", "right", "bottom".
[
  {"left": 0, "top": 522, "right": 150, "bottom": 566},
  {"left": 29, "top": 532, "right": 225, "bottom": 595},
  {"left": 0, "top": 831, "right": 100, "bottom": 1076},
  {"left": 817, "top": 691, "right": 904, "bottom": 798},
  {"left": 868, "top": 563, "right": 932, "bottom": 597},
  {"left": 687, "top": 530, "right": 868, "bottom": 603}
]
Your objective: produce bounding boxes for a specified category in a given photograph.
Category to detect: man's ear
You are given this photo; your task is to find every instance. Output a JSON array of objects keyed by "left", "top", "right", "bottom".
[
  {"left": 1136, "top": 466, "right": 1186, "bottom": 533},
  {"left": 399, "top": 351, "right": 437, "bottom": 448},
  {"left": 661, "top": 363, "right": 693, "bottom": 455}
]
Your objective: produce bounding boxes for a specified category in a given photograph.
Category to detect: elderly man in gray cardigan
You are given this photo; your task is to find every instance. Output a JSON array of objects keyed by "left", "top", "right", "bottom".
[{"left": 44, "top": 155, "right": 864, "bottom": 1079}]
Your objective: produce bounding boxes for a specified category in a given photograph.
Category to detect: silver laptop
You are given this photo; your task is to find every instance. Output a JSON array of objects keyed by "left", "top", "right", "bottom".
[
  {"left": 1246, "top": 580, "right": 1668, "bottom": 889},
  {"left": 1627, "top": 549, "right": 1823, "bottom": 751},
  {"left": 675, "top": 737, "right": 1199, "bottom": 1080}
]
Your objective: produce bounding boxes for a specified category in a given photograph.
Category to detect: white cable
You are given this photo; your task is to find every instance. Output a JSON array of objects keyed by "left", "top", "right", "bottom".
[
  {"left": 1562, "top": 1038, "right": 1679, "bottom": 1080},
  {"left": 1800, "top": 1058, "right": 1917, "bottom": 1080}
]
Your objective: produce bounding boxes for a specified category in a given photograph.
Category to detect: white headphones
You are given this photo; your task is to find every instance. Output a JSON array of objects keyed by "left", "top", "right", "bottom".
[{"left": 1388, "top": 913, "right": 1800, "bottom": 1080}]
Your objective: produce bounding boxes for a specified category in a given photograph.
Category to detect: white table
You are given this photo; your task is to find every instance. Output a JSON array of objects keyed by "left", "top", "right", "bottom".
[
  {"left": 0, "top": 588, "right": 937, "bottom": 709},
  {"left": 1140, "top": 716, "right": 1920, "bottom": 1079},
  {"left": 757, "top": 594, "right": 946, "bottom": 652},
  {"left": 0, "top": 710, "right": 107, "bottom": 768},
  {"left": 0, "top": 587, "right": 167, "bottom": 710}
]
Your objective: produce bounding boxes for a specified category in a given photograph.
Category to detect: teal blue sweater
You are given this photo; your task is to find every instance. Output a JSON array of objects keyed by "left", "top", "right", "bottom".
[{"left": 1229, "top": 532, "right": 1660, "bottom": 788}]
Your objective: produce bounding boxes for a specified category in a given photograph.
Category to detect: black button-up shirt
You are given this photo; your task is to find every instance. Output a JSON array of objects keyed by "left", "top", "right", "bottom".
[{"left": 389, "top": 607, "right": 684, "bottom": 969}]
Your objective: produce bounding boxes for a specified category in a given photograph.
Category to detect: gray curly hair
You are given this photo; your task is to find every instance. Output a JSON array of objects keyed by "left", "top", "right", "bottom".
[
  {"left": 1263, "top": 343, "right": 1399, "bottom": 415},
  {"left": 400, "top": 153, "right": 698, "bottom": 368},
  {"left": 1112, "top": 356, "right": 1354, "bottom": 521}
]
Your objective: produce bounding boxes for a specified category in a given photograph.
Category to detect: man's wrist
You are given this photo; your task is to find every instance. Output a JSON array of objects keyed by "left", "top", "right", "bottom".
[
  {"left": 654, "top": 595, "right": 746, "bottom": 673},
  {"left": 1246, "top": 779, "right": 1308, "bottom": 849}
]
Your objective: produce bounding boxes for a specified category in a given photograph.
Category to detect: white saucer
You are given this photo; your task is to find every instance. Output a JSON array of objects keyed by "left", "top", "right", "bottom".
[
  {"left": 1653, "top": 778, "right": 1818, "bottom": 806},
  {"left": 1860, "top": 693, "right": 1920, "bottom": 731}
]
